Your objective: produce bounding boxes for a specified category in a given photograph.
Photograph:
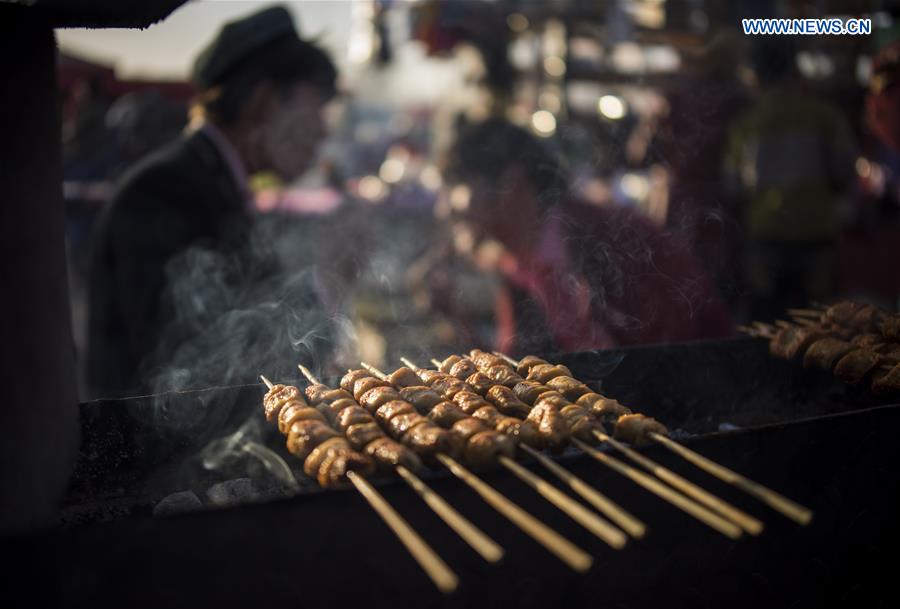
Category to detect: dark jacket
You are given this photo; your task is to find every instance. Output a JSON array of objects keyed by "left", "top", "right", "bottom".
[{"left": 87, "top": 130, "right": 251, "bottom": 397}]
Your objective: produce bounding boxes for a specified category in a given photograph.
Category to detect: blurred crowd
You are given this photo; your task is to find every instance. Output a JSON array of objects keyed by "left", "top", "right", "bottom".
[{"left": 59, "top": 2, "right": 900, "bottom": 400}]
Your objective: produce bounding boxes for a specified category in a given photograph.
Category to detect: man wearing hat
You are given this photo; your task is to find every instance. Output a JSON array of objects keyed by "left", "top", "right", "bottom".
[{"left": 87, "top": 5, "right": 337, "bottom": 397}]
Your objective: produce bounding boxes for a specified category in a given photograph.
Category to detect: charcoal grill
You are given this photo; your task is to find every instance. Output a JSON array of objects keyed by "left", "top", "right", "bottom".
[{"left": 5, "top": 337, "right": 899, "bottom": 608}]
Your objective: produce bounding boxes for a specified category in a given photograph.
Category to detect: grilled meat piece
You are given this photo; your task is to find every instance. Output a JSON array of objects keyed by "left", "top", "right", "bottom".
[
  {"left": 526, "top": 402, "right": 570, "bottom": 452},
  {"left": 316, "top": 450, "right": 375, "bottom": 488},
  {"left": 287, "top": 420, "right": 341, "bottom": 461},
  {"left": 345, "top": 422, "right": 386, "bottom": 451},
  {"left": 515, "top": 355, "right": 549, "bottom": 378},
  {"left": 471, "top": 405, "right": 500, "bottom": 427},
  {"left": 402, "top": 423, "right": 461, "bottom": 462},
  {"left": 386, "top": 412, "right": 428, "bottom": 439},
  {"left": 364, "top": 437, "right": 422, "bottom": 473},
  {"left": 278, "top": 401, "right": 325, "bottom": 434},
  {"left": 375, "top": 400, "right": 417, "bottom": 422},
  {"left": 429, "top": 376, "right": 473, "bottom": 400},
  {"left": 451, "top": 417, "right": 490, "bottom": 444},
  {"left": 494, "top": 416, "right": 542, "bottom": 448},
  {"left": 399, "top": 386, "right": 444, "bottom": 413},
  {"left": 449, "top": 358, "right": 479, "bottom": 380},
  {"left": 389, "top": 366, "right": 424, "bottom": 388},
  {"left": 850, "top": 304, "right": 883, "bottom": 333},
  {"left": 802, "top": 337, "right": 854, "bottom": 371},
  {"left": 264, "top": 384, "right": 303, "bottom": 422},
  {"left": 785, "top": 327, "right": 835, "bottom": 360},
  {"left": 560, "top": 404, "right": 604, "bottom": 443},
  {"left": 769, "top": 325, "right": 804, "bottom": 359},
  {"left": 359, "top": 386, "right": 402, "bottom": 413},
  {"left": 883, "top": 315, "right": 900, "bottom": 341},
  {"left": 318, "top": 397, "right": 357, "bottom": 423},
  {"left": 834, "top": 348, "right": 881, "bottom": 385},
  {"left": 853, "top": 333, "right": 886, "bottom": 349},
  {"left": 303, "top": 436, "right": 350, "bottom": 477},
  {"left": 353, "top": 377, "right": 391, "bottom": 402},
  {"left": 533, "top": 391, "right": 570, "bottom": 411},
  {"left": 513, "top": 380, "right": 553, "bottom": 405},
  {"left": 614, "top": 414, "right": 668, "bottom": 447},
  {"left": 486, "top": 385, "right": 532, "bottom": 418},
  {"left": 417, "top": 369, "right": 444, "bottom": 385},
  {"left": 428, "top": 401, "right": 471, "bottom": 428},
  {"left": 546, "top": 376, "right": 593, "bottom": 401},
  {"left": 576, "top": 393, "right": 632, "bottom": 420},
  {"left": 306, "top": 385, "right": 354, "bottom": 405},
  {"left": 335, "top": 405, "right": 374, "bottom": 431},
  {"left": 826, "top": 301, "right": 868, "bottom": 326},
  {"left": 453, "top": 390, "right": 492, "bottom": 414},
  {"left": 485, "top": 364, "right": 523, "bottom": 388},
  {"left": 438, "top": 355, "right": 462, "bottom": 373},
  {"left": 526, "top": 364, "right": 573, "bottom": 384},
  {"left": 469, "top": 349, "right": 510, "bottom": 371},
  {"left": 340, "top": 369, "right": 370, "bottom": 393},
  {"left": 464, "top": 431, "right": 516, "bottom": 469},
  {"left": 872, "top": 363, "right": 900, "bottom": 395},
  {"left": 464, "top": 372, "right": 494, "bottom": 395}
]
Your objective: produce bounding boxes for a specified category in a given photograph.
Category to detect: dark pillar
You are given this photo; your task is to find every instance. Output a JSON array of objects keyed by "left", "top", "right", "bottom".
[{"left": 0, "top": 6, "right": 80, "bottom": 535}]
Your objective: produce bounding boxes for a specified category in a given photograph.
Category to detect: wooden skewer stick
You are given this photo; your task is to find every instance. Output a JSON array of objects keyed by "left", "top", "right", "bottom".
[
  {"left": 488, "top": 353, "right": 744, "bottom": 538},
  {"left": 436, "top": 453, "right": 593, "bottom": 573},
  {"left": 494, "top": 351, "right": 808, "bottom": 526},
  {"left": 387, "top": 359, "right": 626, "bottom": 548},
  {"left": 648, "top": 432, "right": 813, "bottom": 526},
  {"left": 297, "top": 365, "right": 504, "bottom": 563},
  {"left": 595, "top": 432, "right": 763, "bottom": 536},
  {"left": 347, "top": 470, "right": 459, "bottom": 593},
  {"left": 572, "top": 439, "right": 742, "bottom": 539},
  {"left": 261, "top": 374, "right": 458, "bottom": 592},
  {"left": 517, "top": 444, "right": 647, "bottom": 539},
  {"left": 399, "top": 356, "right": 419, "bottom": 370},
  {"left": 498, "top": 456, "right": 627, "bottom": 549},
  {"left": 434, "top": 359, "right": 646, "bottom": 540},
  {"left": 791, "top": 317, "right": 817, "bottom": 327}
]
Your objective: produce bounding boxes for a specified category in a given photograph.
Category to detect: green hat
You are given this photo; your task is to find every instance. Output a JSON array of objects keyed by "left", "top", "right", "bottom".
[{"left": 192, "top": 5, "right": 299, "bottom": 88}]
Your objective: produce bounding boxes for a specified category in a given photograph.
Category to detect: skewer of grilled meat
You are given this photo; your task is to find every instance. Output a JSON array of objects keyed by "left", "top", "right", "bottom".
[
  {"left": 793, "top": 301, "right": 900, "bottom": 340},
  {"left": 262, "top": 379, "right": 375, "bottom": 488},
  {"left": 757, "top": 320, "right": 900, "bottom": 390},
  {"left": 262, "top": 376, "right": 462, "bottom": 591}
]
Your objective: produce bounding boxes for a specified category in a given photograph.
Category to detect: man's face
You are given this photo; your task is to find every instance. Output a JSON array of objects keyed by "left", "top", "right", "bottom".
[{"left": 259, "top": 83, "right": 328, "bottom": 182}]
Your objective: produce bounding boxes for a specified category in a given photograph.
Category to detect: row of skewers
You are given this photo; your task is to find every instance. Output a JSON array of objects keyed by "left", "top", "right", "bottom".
[
  {"left": 260, "top": 349, "right": 813, "bottom": 593},
  {"left": 738, "top": 300, "right": 900, "bottom": 394}
]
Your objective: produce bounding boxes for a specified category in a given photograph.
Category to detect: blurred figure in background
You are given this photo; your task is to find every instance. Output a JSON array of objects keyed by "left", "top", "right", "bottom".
[
  {"left": 62, "top": 77, "right": 114, "bottom": 181},
  {"left": 656, "top": 29, "right": 749, "bottom": 307},
  {"left": 426, "top": 118, "right": 732, "bottom": 356},
  {"left": 725, "top": 37, "right": 856, "bottom": 321},
  {"left": 87, "top": 5, "right": 337, "bottom": 397}
]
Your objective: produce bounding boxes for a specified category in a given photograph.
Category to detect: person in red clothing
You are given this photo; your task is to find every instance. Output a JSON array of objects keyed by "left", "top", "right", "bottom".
[{"left": 442, "top": 118, "right": 733, "bottom": 355}]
